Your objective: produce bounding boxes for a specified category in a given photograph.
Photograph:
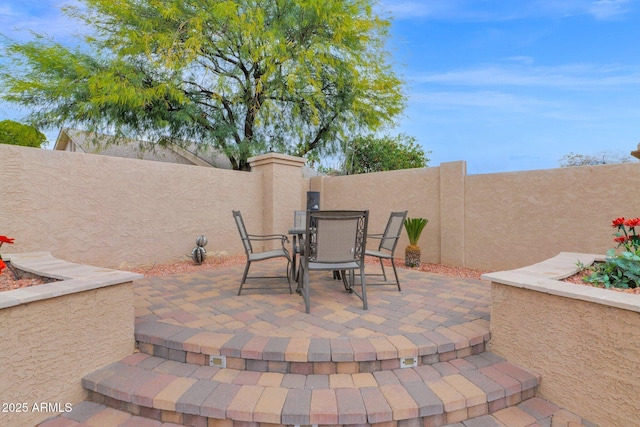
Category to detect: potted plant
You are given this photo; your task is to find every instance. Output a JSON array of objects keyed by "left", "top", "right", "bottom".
[{"left": 404, "top": 217, "right": 427, "bottom": 267}]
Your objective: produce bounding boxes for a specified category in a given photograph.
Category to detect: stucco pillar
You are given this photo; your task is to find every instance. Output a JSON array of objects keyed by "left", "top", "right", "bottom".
[
  {"left": 249, "top": 153, "right": 307, "bottom": 248},
  {"left": 440, "top": 161, "right": 467, "bottom": 266}
]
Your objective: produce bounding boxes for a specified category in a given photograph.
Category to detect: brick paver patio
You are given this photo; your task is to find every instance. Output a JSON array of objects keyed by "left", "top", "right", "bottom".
[{"left": 39, "top": 261, "right": 596, "bottom": 426}]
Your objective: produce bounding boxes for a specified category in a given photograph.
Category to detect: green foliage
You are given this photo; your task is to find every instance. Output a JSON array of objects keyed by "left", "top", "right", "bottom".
[
  {"left": 0, "top": 0, "right": 406, "bottom": 170},
  {"left": 343, "top": 133, "right": 429, "bottom": 174},
  {"left": 403, "top": 217, "right": 428, "bottom": 246},
  {"left": 0, "top": 120, "right": 47, "bottom": 148},
  {"left": 583, "top": 249, "right": 640, "bottom": 289},
  {"left": 581, "top": 217, "right": 640, "bottom": 289}
]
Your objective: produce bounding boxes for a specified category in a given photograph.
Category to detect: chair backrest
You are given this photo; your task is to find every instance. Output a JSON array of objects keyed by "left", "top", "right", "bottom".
[
  {"left": 305, "top": 210, "right": 369, "bottom": 264},
  {"left": 232, "top": 210, "right": 253, "bottom": 255},
  {"left": 379, "top": 211, "right": 408, "bottom": 253},
  {"left": 293, "top": 210, "right": 307, "bottom": 229}
]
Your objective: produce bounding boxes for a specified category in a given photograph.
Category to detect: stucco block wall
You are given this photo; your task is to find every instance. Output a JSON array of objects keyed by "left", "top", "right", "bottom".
[
  {"left": 311, "top": 167, "right": 441, "bottom": 263},
  {"left": 0, "top": 144, "right": 263, "bottom": 268},
  {"left": 3, "top": 143, "right": 640, "bottom": 271},
  {"left": 0, "top": 283, "right": 134, "bottom": 426},
  {"left": 249, "top": 154, "right": 307, "bottom": 250},
  {"left": 465, "top": 163, "right": 640, "bottom": 270},
  {"left": 490, "top": 283, "right": 640, "bottom": 427}
]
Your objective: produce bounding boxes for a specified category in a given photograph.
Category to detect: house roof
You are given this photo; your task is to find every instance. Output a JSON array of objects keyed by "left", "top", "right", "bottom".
[
  {"left": 53, "top": 128, "right": 232, "bottom": 169},
  {"left": 53, "top": 128, "right": 320, "bottom": 176}
]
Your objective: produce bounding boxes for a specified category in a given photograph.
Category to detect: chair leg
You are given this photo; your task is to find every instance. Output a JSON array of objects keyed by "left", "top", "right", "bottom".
[
  {"left": 378, "top": 258, "right": 387, "bottom": 281},
  {"left": 360, "top": 267, "right": 368, "bottom": 310},
  {"left": 295, "top": 257, "right": 303, "bottom": 294},
  {"left": 341, "top": 270, "right": 351, "bottom": 292},
  {"left": 285, "top": 258, "right": 293, "bottom": 294},
  {"left": 303, "top": 265, "right": 310, "bottom": 314},
  {"left": 238, "top": 261, "right": 251, "bottom": 295},
  {"left": 391, "top": 259, "right": 401, "bottom": 291}
]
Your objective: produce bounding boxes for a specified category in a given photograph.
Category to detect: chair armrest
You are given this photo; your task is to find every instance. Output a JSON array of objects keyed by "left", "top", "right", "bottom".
[{"left": 247, "top": 234, "right": 290, "bottom": 244}]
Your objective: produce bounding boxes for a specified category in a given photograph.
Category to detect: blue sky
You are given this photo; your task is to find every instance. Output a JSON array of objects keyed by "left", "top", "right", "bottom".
[{"left": 2, "top": 0, "right": 640, "bottom": 173}]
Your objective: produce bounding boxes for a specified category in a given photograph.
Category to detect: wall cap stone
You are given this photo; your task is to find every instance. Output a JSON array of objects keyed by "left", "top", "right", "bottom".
[
  {"left": 248, "top": 152, "right": 306, "bottom": 168},
  {"left": 482, "top": 252, "right": 640, "bottom": 313},
  {"left": 1, "top": 252, "right": 142, "bottom": 309}
]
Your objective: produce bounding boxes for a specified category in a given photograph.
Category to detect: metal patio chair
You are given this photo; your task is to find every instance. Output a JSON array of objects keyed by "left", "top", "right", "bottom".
[
  {"left": 293, "top": 210, "right": 307, "bottom": 260},
  {"left": 365, "top": 210, "right": 407, "bottom": 291},
  {"left": 232, "top": 210, "right": 292, "bottom": 295},
  {"left": 290, "top": 210, "right": 307, "bottom": 283},
  {"left": 299, "top": 210, "right": 369, "bottom": 313}
]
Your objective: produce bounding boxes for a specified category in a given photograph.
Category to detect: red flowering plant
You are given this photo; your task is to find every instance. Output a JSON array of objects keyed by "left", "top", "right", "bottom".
[
  {"left": 0, "top": 235, "right": 15, "bottom": 273},
  {"left": 611, "top": 217, "right": 640, "bottom": 252},
  {"left": 582, "top": 218, "right": 640, "bottom": 289}
]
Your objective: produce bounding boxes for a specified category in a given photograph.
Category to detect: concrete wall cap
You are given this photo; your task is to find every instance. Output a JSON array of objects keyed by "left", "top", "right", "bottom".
[
  {"left": 483, "top": 252, "right": 640, "bottom": 313},
  {"left": 1, "top": 252, "right": 142, "bottom": 309},
  {"left": 248, "top": 152, "right": 307, "bottom": 168}
]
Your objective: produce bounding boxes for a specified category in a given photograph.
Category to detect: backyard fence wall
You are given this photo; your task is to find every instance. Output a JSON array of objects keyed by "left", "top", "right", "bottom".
[
  {"left": 2, "top": 144, "right": 640, "bottom": 270},
  {"left": 311, "top": 160, "right": 640, "bottom": 270},
  {"left": 0, "top": 145, "right": 306, "bottom": 269}
]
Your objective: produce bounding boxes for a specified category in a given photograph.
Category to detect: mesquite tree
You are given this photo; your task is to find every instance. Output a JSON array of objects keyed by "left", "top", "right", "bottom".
[{"left": 0, "top": 0, "right": 406, "bottom": 170}]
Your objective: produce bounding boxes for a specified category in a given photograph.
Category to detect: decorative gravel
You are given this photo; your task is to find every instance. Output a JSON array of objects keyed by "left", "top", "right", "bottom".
[
  {"left": 0, "top": 255, "right": 490, "bottom": 292},
  {"left": 563, "top": 270, "right": 640, "bottom": 294}
]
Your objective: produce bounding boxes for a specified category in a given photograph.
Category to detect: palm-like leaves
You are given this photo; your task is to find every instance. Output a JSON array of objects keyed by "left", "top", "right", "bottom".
[{"left": 404, "top": 218, "right": 427, "bottom": 246}]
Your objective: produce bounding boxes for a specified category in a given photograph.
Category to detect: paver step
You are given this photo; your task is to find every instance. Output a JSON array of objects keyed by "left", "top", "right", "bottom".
[
  {"left": 134, "top": 318, "right": 491, "bottom": 374},
  {"left": 80, "top": 351, "right": 539, "bottom": 426},
  {"left": 37, "top": 397, "right": 597, "bottom": 427}
]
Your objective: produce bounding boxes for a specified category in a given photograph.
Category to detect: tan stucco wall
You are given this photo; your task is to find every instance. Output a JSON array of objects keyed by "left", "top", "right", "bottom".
[
  {"left": 310, "top": 167, "right": 441, "bottom": 263},
  {"left": 3, "top": 143, "right": 640, "bottom": 271},
  {"left": 249, "top": 153, "right": 307, "bottom": 250},
  {"left": 0, "top": 283, "right": 134, "bottom": 426},
  {"left": 490, "top": 283, "right": 640, "bottom": 427},
  {"left": 440, "top": 161, "right": 465, "bottom": 266},
  {"left": 0, "top": 144, "right": 265, "bottom": 268},
  {"left": 465, "top": 163, "right": 640, "bottom": 270}
]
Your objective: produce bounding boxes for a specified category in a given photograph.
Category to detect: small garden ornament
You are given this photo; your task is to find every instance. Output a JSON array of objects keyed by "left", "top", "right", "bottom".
[
  {"left": 404, "top": 218, "right": 427, "bottom": 267},
  {"left": 192, "top": 235, "right": 208, "bottom": 265}
]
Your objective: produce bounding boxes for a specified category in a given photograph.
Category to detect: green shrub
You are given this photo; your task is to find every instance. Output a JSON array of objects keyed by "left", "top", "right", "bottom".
[
  {"left": 404, "top": 217, "right": 428, "bottom": 246},
  {"left": 581, "top": 217, "right": 640, "bottom": 289}
]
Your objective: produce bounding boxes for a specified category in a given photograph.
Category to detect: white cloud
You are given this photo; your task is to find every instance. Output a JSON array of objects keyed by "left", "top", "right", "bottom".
[
  {"left": 381, "top": 0, "right": 638, "bottom": 21},
  {"left": 377, "top": 1, "right": 452, "bottom": 19},
  {"left": 0, "top": 0, "right": 86, "bottom": 42},
  {"left": 506, "top": 56, "right": 536, "bottom": 65},
  {"left": 377, "top": 0, "right": 514, "bottom": 21},
  {"left": 587, "top": 0, "right": 634, "bottom": 19},
  {"left": 410, "top": 64, "right": 640, "bottom": 89},
  {"left": 410, "top": 90, "right": 557, "bottom": 112}
]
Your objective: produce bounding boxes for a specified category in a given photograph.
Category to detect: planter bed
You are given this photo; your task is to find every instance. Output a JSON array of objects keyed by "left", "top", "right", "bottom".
[
  {"left": 0, "top": 252, "right": 142, "bottom": 426},
  {"left": 482, "top": 252, "right": 640, "bottom": 427}
]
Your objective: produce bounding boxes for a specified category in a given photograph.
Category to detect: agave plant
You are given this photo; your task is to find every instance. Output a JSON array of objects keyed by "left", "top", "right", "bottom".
[{"left": 404, "top": 217, "right": 428, "bottom": 267}]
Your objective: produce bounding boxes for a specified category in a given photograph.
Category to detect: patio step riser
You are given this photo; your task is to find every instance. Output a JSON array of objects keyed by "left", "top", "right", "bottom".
[
  {"left": 86, "top": 389, "right": 535, "bottom": 427},
  {"left": 136, "top": 340, "right": 488, "bottom": 374},
  {"left": 81, "top": 352, "right": 540, "bottom": 427},
  {"left": 134, "top": 319, "right": 491, "bottom": 375}
]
